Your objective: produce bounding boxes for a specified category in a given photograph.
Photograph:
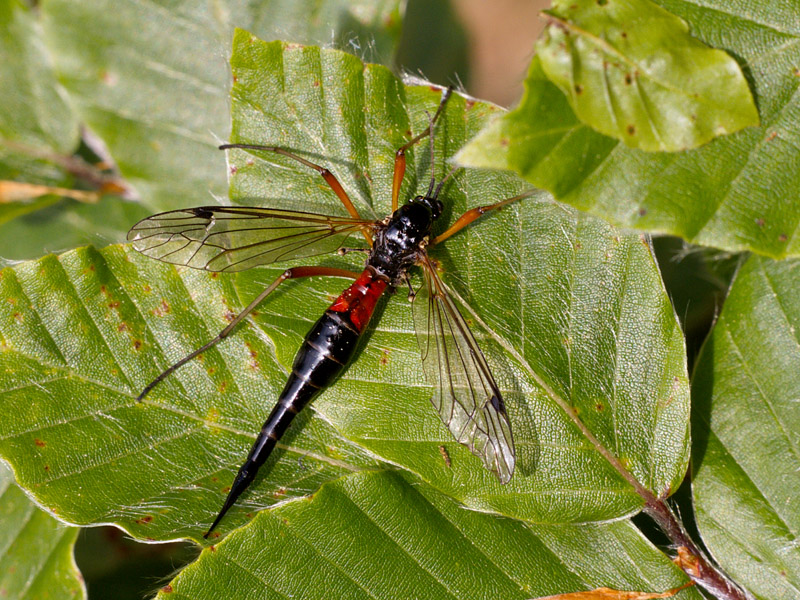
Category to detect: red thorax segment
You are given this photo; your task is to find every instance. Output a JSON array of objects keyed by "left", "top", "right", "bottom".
[{"left": 329, "top": 269, "right": 388, "bottom": 332}]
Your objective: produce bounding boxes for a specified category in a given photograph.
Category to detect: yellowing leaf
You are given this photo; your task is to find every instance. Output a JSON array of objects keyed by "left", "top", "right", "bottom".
[{"left": 536, "top": 0, "right": 758, "bottom": 151}]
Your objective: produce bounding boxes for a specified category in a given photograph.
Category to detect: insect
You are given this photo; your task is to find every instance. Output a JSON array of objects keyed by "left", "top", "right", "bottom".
[{"left": 129, "top": 87, "right": 527, "bottom": 538}]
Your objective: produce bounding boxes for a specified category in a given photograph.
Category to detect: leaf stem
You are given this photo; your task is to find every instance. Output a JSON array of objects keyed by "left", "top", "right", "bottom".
[{"left": 642, "top": 493, "right": 752, "bottom": 600}]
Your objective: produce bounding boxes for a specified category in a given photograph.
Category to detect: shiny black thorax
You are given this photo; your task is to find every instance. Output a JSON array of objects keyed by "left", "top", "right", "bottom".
[{"left": 368, "top": 197, "right": 442, "bottom": 284}]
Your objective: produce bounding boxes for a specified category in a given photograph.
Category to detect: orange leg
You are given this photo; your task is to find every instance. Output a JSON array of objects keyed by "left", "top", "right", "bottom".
[
  {"left": 391, "top": 87, "right": 453, "bottom": 212},
  {"left": 136, "top": 266, "right": 359, "bottom": 402},
  {"left": 220, "top": 143, "right": 372, "bottom": 245},
  {"left": 431, "top": 190, "right": 538, "bottom": 245}
]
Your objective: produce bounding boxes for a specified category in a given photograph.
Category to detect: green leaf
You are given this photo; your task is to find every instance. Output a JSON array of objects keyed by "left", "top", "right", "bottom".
[
  {"left": 159, "top": 471, "right": 700, "bottom": 600},
  {"left": 39, "top": 0, "right": 405, "bottom": 215},
  {"left": 0, "top": 0, "right": 84, "bottom": 250},
  {"left": 0, "top": 0, "right": 78, "bottom": 157},
  {"left": 0, "top": 463, "right": 85, "bottom": 599},
  {"left": 0, "top": 39, "right": 688, "bottom": 545},
  {"left": 0, "top": 198, "right": 152, "bottom": 263},
  {"left": 536, "top": 0, "right": 758, "bottom": 152},
  {"left": 458, "top": 1, "right": 800, "bottom": 259},
  {"left": 691, "top": 255, "right": 800, "bottom": 600},
  {"left": 0, "top": 0, "right": 406, "bottom": 262}
]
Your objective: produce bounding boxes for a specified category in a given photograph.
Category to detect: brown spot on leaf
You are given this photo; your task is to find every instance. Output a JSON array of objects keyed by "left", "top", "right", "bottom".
[
  {"left": 439, "top": 445, "right": 451, "bottom": 468},
  {"left": 756, "top": 218, "right": 765, "bottom": 227},
  {"left": 626, "top": 124, "right": 636, "bottom": 136},
  {"left": 638, "top": 207, "right": 647, "bottom": 217},
  {"left": 766, "top": 131, "right": 778, "bottom": 142},
  {"left": 219, "top": 381, "right": 228, "bottom": 393},
  {"left": 779, "top": 233, "right": 788, "bottom": 242},
  {"left": 574, "top": 83, "right": 583, "bottom": 94},
  {"left": 133, "top": 340, "right": 142, "bottom": 350},
  {"left": 160, "top": 585, "right": 174, "bottom": 594},
  {"left": 152, "top": 299, "right": 171, "bottom": 317},
  {"left": 135, "top": 515, "right": 153, "bottom": 525},
  {"left": 34, "top": 438, "right": 46, "bottom": 448}
]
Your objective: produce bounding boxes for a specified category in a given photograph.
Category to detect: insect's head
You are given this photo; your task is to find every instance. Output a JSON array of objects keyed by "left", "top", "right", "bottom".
[{"left": 412, "top": 194, "right": 444, "bottom": 220}]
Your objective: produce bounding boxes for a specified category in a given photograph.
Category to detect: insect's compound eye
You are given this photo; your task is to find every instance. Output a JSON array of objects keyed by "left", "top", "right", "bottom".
[{"left": 432, "top": 199, "right": 444, "bottom": 219}]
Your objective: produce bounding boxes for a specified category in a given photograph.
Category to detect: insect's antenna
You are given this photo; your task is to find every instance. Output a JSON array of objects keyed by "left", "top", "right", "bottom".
[
  {"left": 423, "top": 86, "right": 452, "bottom": 198},
  {"left": 433, "top": 165, "right": 462, "bottom": 200},
  {"left": 426, "top": 109, "right": 437, "bottom": 198}
]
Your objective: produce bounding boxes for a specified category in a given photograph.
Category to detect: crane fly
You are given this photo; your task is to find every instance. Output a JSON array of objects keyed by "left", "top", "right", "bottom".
[{"left": 128, "top": 87, "right": 527, "bottom": 538}]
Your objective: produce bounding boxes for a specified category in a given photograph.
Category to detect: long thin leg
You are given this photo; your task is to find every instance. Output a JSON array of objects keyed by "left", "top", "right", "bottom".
[
  {"left": 219, "top": 143, "right": 372, "bottom": 246},
  {"left": 391, "top": 86, "right": 453, "bottom": 212},
  {"left": 431, "top": 190, "right": 538, "bottom": 245},
  {"left": 136, "top": 266, "right": 360, "bottom": 402}
]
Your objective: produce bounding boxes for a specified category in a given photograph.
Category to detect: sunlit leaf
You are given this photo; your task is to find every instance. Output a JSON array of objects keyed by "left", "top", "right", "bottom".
[
  {"left": 39, "top": 0, "right": 405, "bottom": 215},
  {"left": 157, "top": 471, "right": 699, "bottom": 600},
  {"left": 0, "top": 0, "right": 406, "bottom": 261},
  {"left": 536, "top": 0, "right": 757, "bottom": 152},
  {"left": 0, "top": 39, "right": 690, "bottom": 548},
  {"left": 458, "top": 1, "right": 800, "bottom": 259}
]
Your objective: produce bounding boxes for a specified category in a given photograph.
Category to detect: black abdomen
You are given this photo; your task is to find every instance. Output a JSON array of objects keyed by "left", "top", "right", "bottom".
[{"left": 245, "top": 310, "right": 360, "bottom": 469}]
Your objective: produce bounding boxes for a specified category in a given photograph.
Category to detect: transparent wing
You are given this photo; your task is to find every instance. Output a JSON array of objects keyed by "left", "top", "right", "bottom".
[
  {"left": 127, "top": 206, "right": 374, "bottom": 272},
  {"left": 413, "top": 254, "right": 515, "bottom": 483}
]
